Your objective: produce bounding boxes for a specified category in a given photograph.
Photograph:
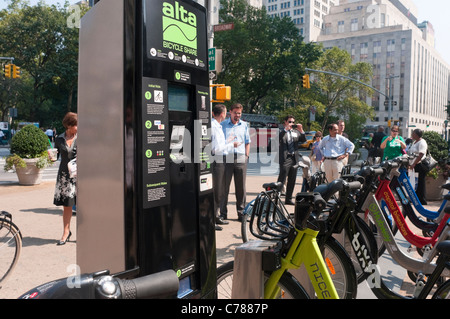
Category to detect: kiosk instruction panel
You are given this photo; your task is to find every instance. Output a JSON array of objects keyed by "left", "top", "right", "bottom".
[{"left": 141, "top": 77, "right": 170, "bottom": 209}]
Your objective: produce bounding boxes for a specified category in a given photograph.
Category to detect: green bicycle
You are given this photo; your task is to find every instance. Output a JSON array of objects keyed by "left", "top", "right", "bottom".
[{"left": 217, "top": 191, "right": 357, "bottom": 299}]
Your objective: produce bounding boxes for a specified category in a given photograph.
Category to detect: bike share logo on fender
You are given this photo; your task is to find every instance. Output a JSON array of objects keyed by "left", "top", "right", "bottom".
[
  {"left": 383, "top": 191, "right": 407, "bottom": 238},
  {"left": 401, "top": 177, "right": 419, "bottom": 206},
  {"left": 162, "top": 1, "right": 198, "bottom": 56},
  {"left": 351, "top": 232, "right": 380, "bottom": 288},
  {"left": 368, "top": 202, "right": 391, "bottom": 243}
]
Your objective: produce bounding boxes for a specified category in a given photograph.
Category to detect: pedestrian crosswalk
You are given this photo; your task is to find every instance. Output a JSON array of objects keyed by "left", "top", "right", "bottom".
[{"left": 0, "top": 158, "right": 59, "bottom": 184}]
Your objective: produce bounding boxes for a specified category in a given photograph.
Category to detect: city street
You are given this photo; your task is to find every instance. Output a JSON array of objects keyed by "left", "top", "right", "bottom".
[{"left": 0, "top": 146, "right": 436, "bottom": 299}]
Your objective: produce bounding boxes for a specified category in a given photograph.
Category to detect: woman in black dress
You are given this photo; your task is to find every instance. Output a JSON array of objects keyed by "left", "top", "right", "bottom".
[{"left": 54, "top": 112, "right": 77, "bottom": 245}]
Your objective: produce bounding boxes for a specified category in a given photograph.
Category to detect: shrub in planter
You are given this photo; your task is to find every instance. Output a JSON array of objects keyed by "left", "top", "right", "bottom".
[
  {"left": 4, "top": 124, "right": 51, "bottom": 171},
  {"left": 422, "top": 131, "right": 449, "bottom": 180}
]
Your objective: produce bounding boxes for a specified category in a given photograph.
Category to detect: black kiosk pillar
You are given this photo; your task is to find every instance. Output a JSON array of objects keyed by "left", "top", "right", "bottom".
[{"left": 77, "top": 0, "right": 216, "bottom": 298}]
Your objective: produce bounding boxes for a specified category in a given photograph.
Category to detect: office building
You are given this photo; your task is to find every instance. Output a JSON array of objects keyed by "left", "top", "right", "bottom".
[{"left": 263, "top": 0, "right": 450, "bottom": 137}]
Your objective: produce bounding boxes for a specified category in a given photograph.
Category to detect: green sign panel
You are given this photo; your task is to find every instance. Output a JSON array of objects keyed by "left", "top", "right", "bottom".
[{"left": 208, "top": 47, "right": 215, "bottom": 71}]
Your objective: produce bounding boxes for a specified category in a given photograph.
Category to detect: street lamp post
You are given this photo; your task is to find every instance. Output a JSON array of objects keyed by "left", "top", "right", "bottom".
[{"left": 386, "top": 74, "right": 399, "bottom": 129}]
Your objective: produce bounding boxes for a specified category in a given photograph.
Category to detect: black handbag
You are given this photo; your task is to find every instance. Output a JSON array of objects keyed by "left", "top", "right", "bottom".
[{"left": 421, "top": 152, "right": 437, "bottom": 172}]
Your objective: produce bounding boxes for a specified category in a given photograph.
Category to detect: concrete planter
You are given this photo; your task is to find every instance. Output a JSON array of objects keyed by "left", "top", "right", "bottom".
[
  {"left": 425, "top": 175, "right": 446, "bottom": 201},
  {"left": 15, "top": 158, "right": 44, "bottom": 185}
]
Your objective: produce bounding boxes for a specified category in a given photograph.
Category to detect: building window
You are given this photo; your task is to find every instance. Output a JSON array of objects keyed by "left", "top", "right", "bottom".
[
  {"left": 351, "top": 18, "right": 358, "bottom": 31},
  {"left": 338, "top": 20, "right": 345, "bottom": 33},
  {"left": 360, "top": 42, "right": 368, "bottom": 60}
]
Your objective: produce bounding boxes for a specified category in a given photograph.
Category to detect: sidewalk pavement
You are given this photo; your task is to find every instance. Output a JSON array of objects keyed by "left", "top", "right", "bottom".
[{"left": 0, "top": 164, "right": 442, "bottom": 299}]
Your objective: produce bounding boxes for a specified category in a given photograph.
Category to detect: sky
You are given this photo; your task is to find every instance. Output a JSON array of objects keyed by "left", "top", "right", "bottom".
[{"left": 0, "top": 0, "right": 449, "bottom": 64}]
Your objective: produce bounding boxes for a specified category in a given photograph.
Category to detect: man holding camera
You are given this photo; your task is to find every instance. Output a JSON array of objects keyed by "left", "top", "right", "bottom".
[{"left": 277, "top": 115, "right": 306, "bottom": 205}]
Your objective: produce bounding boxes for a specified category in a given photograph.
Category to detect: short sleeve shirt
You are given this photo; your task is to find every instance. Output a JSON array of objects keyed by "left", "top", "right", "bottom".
[{"left": 381, "top": 136, "right": 405, "bottom": 160}]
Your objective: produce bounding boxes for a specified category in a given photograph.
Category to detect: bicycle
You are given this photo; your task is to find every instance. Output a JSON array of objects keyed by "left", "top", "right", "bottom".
[
  {"left": 355, "top": 163, "right": 450, "bottom": 299},
  {"left": 240, "top": 179, "right": 358, "bottom": 299},
  {"left": 374, "top": 159, "right": 450, "bottom": 250},
  {"left": 241, "top": 170, "right": 328, "bottom": 243},
  {"left": 390, "top": 166, "right": 446, "bottom": 240},
  {"left": 18, "top": 268, "right": 179, "bottom": 299},
  {"left": 396, "top": 162, "right": 448, "bottom": 222},
  {"left": 218, "top": 190, "right": 359, "bottom": 299},
  {"left": 0, "top": 211, "right": 22, "bottom": 285}
]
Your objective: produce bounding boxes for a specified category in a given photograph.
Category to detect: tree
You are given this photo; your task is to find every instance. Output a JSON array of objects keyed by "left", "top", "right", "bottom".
[
  {"left": 0, "top": 0, "right": 86, "bottom": 126},
  {"left": 310, "top": 47, "right": 375, "bottom": 131},
  {"left": 214, "top": 0, "right": 322, "bottom": 114}
]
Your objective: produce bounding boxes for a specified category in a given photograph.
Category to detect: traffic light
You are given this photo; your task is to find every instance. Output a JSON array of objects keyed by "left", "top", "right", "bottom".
[
  {"left": 4, "top": 64, "right": 11, "bottom": 78},
  {"left": 12, "top": 65, "right": 20, "bottom": 79},
  {"left": 211, "top": 84, "right": 231, "bottom": 102},
  {"left": 302, "top": 74, "right": 310, "bottom": 89},
  {"left": 216, "top": 86, "right": 231, "bottom": 101}
]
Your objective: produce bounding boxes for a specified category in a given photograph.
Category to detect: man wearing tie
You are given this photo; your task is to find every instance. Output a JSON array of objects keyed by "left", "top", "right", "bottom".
[{"left": 277, "top": 115, "right": 306, "bottom": 205}]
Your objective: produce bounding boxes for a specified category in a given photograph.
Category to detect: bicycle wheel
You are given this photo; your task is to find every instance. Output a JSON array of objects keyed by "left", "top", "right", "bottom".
[
  {"left": 216, "top": 261, "right": 309, "bottom": 299},
  {"left": 322, "top": 237, "right": 358, "bottom": 299},
  {"left": 0, "top": 218, "right": 22, "bottom": 284},
  {"left": 432, "top": 279, "right": 450, "bottom": 299}
]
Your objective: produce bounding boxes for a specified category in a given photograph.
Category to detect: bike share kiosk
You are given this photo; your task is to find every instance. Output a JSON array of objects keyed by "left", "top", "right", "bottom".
[{"left": 77, "top": 0, "right": 216, "bottom": 298}]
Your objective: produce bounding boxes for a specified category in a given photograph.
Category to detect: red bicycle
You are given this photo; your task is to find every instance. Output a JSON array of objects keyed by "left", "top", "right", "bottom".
[{"left": 374, "top": 160, "right": 450, "bottom": 249}]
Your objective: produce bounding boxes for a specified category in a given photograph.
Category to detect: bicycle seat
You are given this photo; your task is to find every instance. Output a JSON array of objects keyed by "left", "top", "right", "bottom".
[
  {"left": 313, "top": 179, "right": 346, "bottom": 201},
  {"left": 441, "top": 183, "right": 450, "bottom": 191},
  {"left": 436, "top": 241, "right": 450, "bottom": 258},
  {"left": 262, "top": 182, "right": 283, "bottom": 192}
]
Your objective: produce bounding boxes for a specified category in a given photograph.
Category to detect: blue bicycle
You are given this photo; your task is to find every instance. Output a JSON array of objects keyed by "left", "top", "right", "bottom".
[{"left": 397, "top": 167, "right": 448, "bottom": 218}]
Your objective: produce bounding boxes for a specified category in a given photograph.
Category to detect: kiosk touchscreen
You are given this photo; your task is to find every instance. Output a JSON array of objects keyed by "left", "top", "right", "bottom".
[{"left": 77, "top": 0, "right": 215, "bottom": 298}]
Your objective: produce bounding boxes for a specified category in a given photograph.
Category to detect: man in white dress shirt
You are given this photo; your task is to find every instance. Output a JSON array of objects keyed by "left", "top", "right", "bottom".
[{"left": 211, "top": 104, "right": 238, "bottom": 229}]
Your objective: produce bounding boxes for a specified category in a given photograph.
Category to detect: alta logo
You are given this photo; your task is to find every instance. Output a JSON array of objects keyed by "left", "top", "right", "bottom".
[{"left": 162, "top": 1, "right": 198, "bottom": 50}]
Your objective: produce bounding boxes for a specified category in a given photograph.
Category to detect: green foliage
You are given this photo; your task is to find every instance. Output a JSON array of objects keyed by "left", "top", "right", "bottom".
[
  {"left": 311, "top": 47, "right": 375, "bottom": 131},
  {"left": 5, "top": 124, "right": 51, "bottom": 171},
  {"left": 215, "top": 0, "right": 322, "bottom": 114},
  {"left": 0, "top": 0, "right": 86, "bottom": 125},
  {"left": 423, "top": 131, "right": 449, "bottom": 179},
  {"left": 10, "top": 124, "right": 49, "bottom": 158},
  {"left": 4, "top": 154, "right": 26, "bottom": 170},
  {"left": 423, "top": 131, "right": 448, "bottom": 163}
]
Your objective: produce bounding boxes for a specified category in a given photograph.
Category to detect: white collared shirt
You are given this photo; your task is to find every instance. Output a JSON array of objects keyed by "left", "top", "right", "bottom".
[{"left": 211, "top": 118, "right": 233, "bottom": 156}]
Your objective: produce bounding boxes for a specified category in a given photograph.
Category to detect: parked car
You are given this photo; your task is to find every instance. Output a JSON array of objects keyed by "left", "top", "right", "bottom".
[{"left": 299, "top": 132, "right": 316, "bottom": 150}]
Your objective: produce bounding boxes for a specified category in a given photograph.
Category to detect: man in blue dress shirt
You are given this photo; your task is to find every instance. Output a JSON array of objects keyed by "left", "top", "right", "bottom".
[
  {"left": 318, "top": 123, "right": 355, "bottom": 182},
  {"left": 220, "top": 103, "right": 251, "bottom": 221}
]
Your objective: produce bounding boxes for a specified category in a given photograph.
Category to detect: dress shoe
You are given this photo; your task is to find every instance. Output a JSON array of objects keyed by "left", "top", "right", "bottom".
[
  {"left": 215, "top": 225, "right": 223, "bottom": 231},
  {"left": 216, "top": 217, "right": 229, "bottom": 225},
  {"left": 285, "top": 199, "right": 295, "bottom": 205},
  {"left": 57, "top": 231, "right": 72, "bottom": 245}
]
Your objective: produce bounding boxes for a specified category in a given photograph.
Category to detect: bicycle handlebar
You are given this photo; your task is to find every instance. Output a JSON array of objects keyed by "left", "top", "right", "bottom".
[
  {"left": 345, "top": 181, "right": 362, "bottom": 190},
  {"left": 312, "top": 193, "right": 327, "bottom": 211},
  {"left": 114, "top": 270, "right": 179, "bottom": 299},
  {"left": 19, "top": 269, "right": 179, "bottom": 299}
]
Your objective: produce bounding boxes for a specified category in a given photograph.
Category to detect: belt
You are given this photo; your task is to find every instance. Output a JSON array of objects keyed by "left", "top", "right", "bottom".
[{"left": 324, "top": 157, "right": 338, "bottom": 160}]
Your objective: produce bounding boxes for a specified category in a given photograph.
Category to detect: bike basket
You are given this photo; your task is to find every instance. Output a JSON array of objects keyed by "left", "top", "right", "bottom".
[{"left": 248, "top": 191, "right": 293, "bottom": 240}]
